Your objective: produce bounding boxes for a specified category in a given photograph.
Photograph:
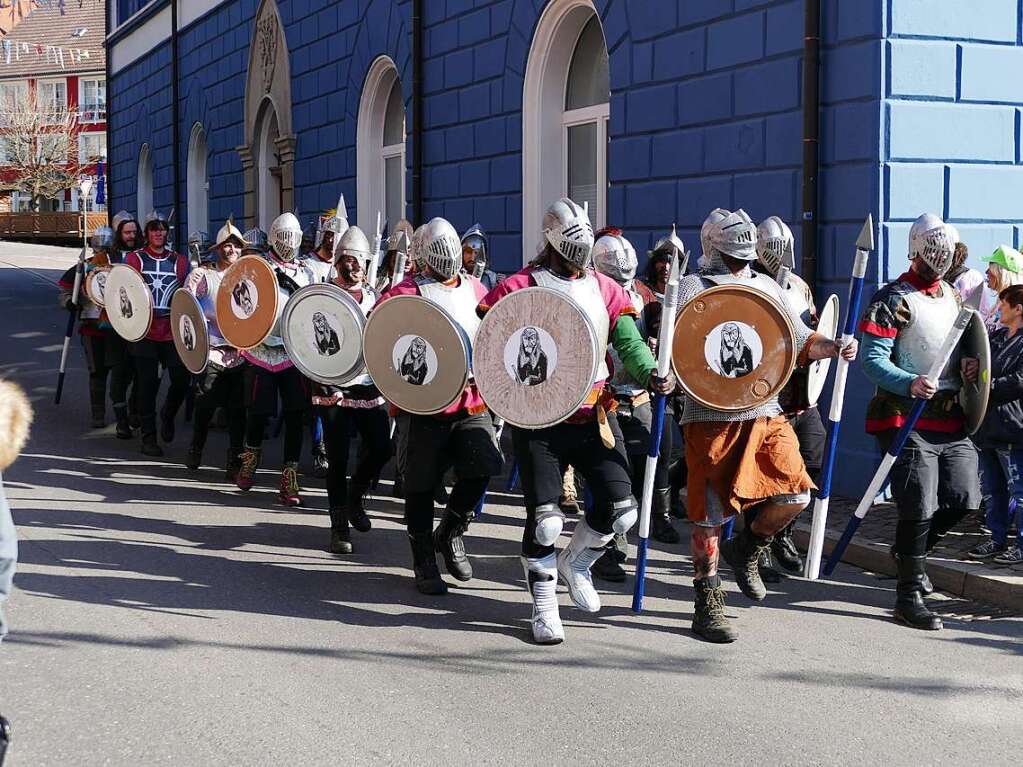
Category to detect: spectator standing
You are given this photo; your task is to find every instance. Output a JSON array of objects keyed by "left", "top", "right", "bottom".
[{"left": 0, "top": 379, "right": 33, "bottom": 642}]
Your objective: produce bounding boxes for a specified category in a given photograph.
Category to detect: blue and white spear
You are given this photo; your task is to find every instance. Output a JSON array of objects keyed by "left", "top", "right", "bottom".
[
  {"left": 633, "top": 238, "right": 685, "bottom": 613},
  {"left": 804, "top": 215, "right": 874, "bottom": 579},
  {"left": 823, "top": 303, "right": 976, "bottom": 576}
]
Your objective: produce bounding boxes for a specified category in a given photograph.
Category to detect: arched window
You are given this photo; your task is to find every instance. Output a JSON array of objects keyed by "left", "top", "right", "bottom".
[
  {"left": 254, "top": 100, "right": 282, "bottom": 231},
  {"left": 136, "top": 142, "right": 153, "bottom": 219},
  {"left": 523, "top": 1, "right": 609, "bottom": 264},
  {"left": 186, "top": 123, "right": 208, "bottom": 236},
  {"left": 358, "top": 56, "right": 406, "bottom": 232}
]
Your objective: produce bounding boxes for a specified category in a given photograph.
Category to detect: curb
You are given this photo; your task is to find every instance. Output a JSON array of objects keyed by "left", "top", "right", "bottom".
[{"left": 792, "top": 524, "right": 1023, "bottom": 612}]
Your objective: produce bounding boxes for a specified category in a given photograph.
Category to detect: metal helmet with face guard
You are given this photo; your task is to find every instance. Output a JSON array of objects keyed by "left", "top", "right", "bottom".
[
  {"left": 909, "top": 213, "right": 955, "bottom": 277},
  {"left": 421, "top": 218, "right": 463, "bottom": 281},
  {"left": 90, "top": 225, "right": 114, "bottom": 252},
  {"left": 269, "top": 212, "right": 304, "bottom": 262},
  {"left": 542, "top": 197, "right": 594, "bottom": 269},
  {"left": 756, "top": 216, "right": 795, "bottom": 276},
  {"left": 592, "top": 229, "right": 638, "bottom": 287},
  {"left": 461, "top": 223, "right": 489, "bottom": 269},
  {"left": 702, "top": 208, "right": 757, "bottom": 263}
]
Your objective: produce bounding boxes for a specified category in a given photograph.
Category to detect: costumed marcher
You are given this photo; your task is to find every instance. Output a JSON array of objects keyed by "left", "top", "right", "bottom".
[
  {"left": 109, "top": 211, "right": 142, "bottom": 437},
  {"left": 751, "top": 216, "right": 828, "bottom": 578},
  {"left": 57, "top": 226, "right": 117, "bottom": 428},
  {"left": 182, "top": 219, "right": 248, "bottom": 480},
  {"left": 0, "top": 379, "right": 32, "bottom": 643},
  {"left": 969, "top": 283, "right": 1023, "bottom": 564},
  {"left": 944, "top": 232, "right": 986, "bottom": 307},
  {"left": 979, "top": 245, "right": 1023, "bottom": 329},
  {"left": 590, "top": 227, "right": 679, "bottom": 583},
  {"left": 678, "top": 208, "right": 853, "bottom": 643},
  {"left": 241, "top": 228, "right": 269, "bottom": 256},
  {"left": 859, "top": 212, "right": 981, "bottom": 631},
  {"left": 376, "top": 224, "right": 413, "bottom": 295},
  {"left": 479, "top": 198, "right": 674, "bottom": 645},
  {"left": 187, "top": 230, "right": 210, "bottom": 269},
  {"left": 379, "top": 217, "right": 504, "bottom": 594},
  {"left": 235, "top": 213, "right": 316, "bottom": 506},
  {"left": 311, "top": 226, "right": 392, "bottom": 554},
  {"left": 124, "top": 211, "right": 191, "bottom": 456},
  {"left": 460, "top": 223, "right": 498, "bottom": 292}
]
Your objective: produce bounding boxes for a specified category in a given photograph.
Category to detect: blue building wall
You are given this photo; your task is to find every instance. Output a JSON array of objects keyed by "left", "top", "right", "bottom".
[{"left": 106, "top": 0, "right": 1023, "bottom": 496}]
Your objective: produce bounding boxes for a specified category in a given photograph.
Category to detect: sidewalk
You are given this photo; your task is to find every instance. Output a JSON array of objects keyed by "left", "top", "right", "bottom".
[{"left": 796, "top": 496, "right": 1023, "bottom": 611}]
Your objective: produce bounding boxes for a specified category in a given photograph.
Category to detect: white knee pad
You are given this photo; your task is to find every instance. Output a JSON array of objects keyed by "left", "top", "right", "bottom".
[
  {"left": 611, "top": 497, "right": 639, "bottom": 534},
  {"left": 534, "top": 503, "right": 565, "bottom": 546},
  {"left": 770, "top": 491, "right": 811, "bottom": 510}
]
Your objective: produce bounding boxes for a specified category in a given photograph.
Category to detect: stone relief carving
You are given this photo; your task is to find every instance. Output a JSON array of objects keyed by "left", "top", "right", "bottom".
[{"left": 257, "top": 14, "right": 278, "bottom": 93}]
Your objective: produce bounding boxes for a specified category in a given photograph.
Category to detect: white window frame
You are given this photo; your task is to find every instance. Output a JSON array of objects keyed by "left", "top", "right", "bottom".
[
  {"left": 37, "top": 79, "right": 68, "bottom": 124},
  {"left": 254, "top": 100, "right": 282, "bottom": 232},
  {"left": 186, "top": 122, "right": 209, "bottom": 236},
  {"left": 357, "top": 56, "right": 405, "bottom": 233},
  {"left": 522, "top": 0, "right": 608, "bottom": 265},
  {"left": 78, "top": 131, "right": 107, "bottom": 165},
  {"left": 78, "top": 78, "right": 106, "bottom": 123},
  {"left": 137, "top": 142, "right": 153, "bottom": 220}
]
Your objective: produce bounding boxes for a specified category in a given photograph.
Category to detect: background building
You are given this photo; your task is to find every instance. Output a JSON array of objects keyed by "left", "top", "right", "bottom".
[{"left": 105, "top": 0, "right": 1023, "bottom": 493}]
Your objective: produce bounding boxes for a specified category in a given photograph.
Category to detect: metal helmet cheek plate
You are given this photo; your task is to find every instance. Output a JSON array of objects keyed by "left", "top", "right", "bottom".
[
  {"left": 756, "top": 216, "right": 795, "bottom": 276},
  {"left": 336, "top": 225, "right": 373, "bottom": 269},
  {"left": 543, "top": 197, "right": 594, "bottom": 269},
  {"left": 421, "top": 218, "right": 463, "bottom": 280},
  {"left": 592, "top": 232, "right": 638, "bottom": 286},
  {"left": 90, "top": 225, "right": 114, "bottom": 252},
  {"left": 269, "top": 212, "right": 304, "bottom": 262}
]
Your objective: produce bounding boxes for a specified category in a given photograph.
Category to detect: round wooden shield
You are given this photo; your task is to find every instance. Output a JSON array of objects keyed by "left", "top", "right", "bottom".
[
  {"left": 803, "top": 293, "right": 840, "bottom": 408},
  {"left": 672, "top": 284, "right": 796, "bottom": 412},
  {"left": 282, "top": 284, "right": 367, "bottom": 386},
  {"left": 960, "top": 308, "right": 991, "bottom": 435},
  {"left": 473, "top": 287, "right": 599, "bottom": 428},
  {"left": 104, "top": 264, "right": 152, "bottom": 343},
  {"left": 363, "top": 295, "right": 470, "bottom": 415},
  {"left": 85, "top": 266, "right": 111, "bottom": 307},
  {"left": 215, "top": 255, "right": 284, "bottom": 350},
  {"left": 170, "top": 290, "right": 210, "bottom": 374}
]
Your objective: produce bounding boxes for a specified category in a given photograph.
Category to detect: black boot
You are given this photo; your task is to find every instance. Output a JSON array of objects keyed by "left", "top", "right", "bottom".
[
  {"left": 889, "top": 545, "right": 933, "bottom": 595},
  {"left": 140, "top": 416, "right": 163, "bottom": 457},
  {"left": 651, "top": 488, "right": 680, "bottom": 544},
  {"left": 113, "top": 404, "right": 133, "bottom": 440},
  {"left": 328, "top": 509, "right": 352, "bottom": 555},
  {"left": 433, "top": 508, "right": 472, "bottom": 581},
  {"left": 721, "top": 526, "right": 770, "bottom": 601},
  {"left": 346, "top": 482, "right": 372, "bottom": 533},
  {"left": 691, "top": 575, "right": 737, "bottom": 643},
  {"left": 312, "top": 441, "right": 329, "bottom": 479},
  {"left": 409, "top": 533, "right": 448, "bottom": 594},
  {"left": 592, "top": 543, "right": 626, "bottom": 582},
  {"left": 771, "top": 519, "right": 803, "bottom": 574},
  {"left": 225, "top": 448, "right": 242, "bottom": 483},
  {"left": 894, "top": 555, "right": 942, "bottom": 630}
]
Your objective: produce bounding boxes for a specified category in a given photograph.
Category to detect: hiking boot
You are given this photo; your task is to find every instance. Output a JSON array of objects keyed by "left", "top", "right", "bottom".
[
  {"left": 433, "top": 508, "right": 472, "bottom": 581},
  {"left": 691, "top": 576, "right": 737, "bottom": 643},
  {"left": 757, "top": 547, "right": 781, "bottom": 583},
  {"left": 967, "top": 540, "right": 1007, "bottom": 560},
  {"left": 409, "top": 533, "right": 448, "bottom": 595},
  {"left": 311, "top": 443, "right": 329, "bottom": 479},
  {"left": 894, "top": 555, "right": 942, "bottom": 631},
  {"left": 279, "top": 463, "right": 302, "bottom": 507},
  {"left": 140, "top": 433, "right": 163, "bottom": 457},
  {"left": 994, "top": 545, "right": 1022, "bottom": 564},
  {"left": 328, "top": 510, "right": 353, "bottom": 555},
  {"left": 184, "top": 445, "right": 202, "bottom": 471},
  {"left": 591, "top": 545, "right": 627, "bottom": 583},
  {"left": 721, "top": 527, "right": 770, "bottom": 601},
  {"left": 771, "top": 520, "right": 803, "bottom": 574},
  {"left": 346, "top": 483, "right": 372, "bottom": 533},
  {"left": 236, "top": 447, "right": 261, "bottom": 491},
  {"left": 225, "top": 449, "right": 243, "bottom": 483}
]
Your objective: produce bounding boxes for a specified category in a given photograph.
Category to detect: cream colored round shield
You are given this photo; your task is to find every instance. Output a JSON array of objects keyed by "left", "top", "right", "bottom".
[
  {"left": 473, "top": 287, "right": 599, "bottom": 428},
  {"left": 802, "top": 293, "right": 840, "bottom": 409},
  {"left": 960, "top": 308, "right": 991, "bottom": 435},
  {"left": 673, "top": 284, "right": 797, "bottom": 411},
  {"left": 216, "top": 255, "right": 286, "bottom": 350},
  {"left": 282, "top": 284, "right": 367, "bottom": 386},
  {"left": 363, "top": 295, "right": 470, "bottom": 415},
  {"left": 170, "top": 290, "right": 210, "bottom": 374},
  {"left": 85, "top": 266, "right": 111, "bottom": 307},
  {"left": 104, "top": 264, "right": 152, "bottom": 343}
]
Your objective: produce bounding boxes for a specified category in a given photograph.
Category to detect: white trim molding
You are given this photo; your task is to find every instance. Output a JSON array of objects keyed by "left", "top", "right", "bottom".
[
  {"left": 186, "top": 122, "right": 209, "bottom": 236},
  {"left": 110, "top": 4, "right": 172, "bottom": 74},
  {"left": 357, "top": 55, "right": 405, "bottom": 233}
]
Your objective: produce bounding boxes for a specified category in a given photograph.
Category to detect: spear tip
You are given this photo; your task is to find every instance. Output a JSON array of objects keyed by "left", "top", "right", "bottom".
[{"left": 856, "top": 214, "right": 875, "bottom": 252}]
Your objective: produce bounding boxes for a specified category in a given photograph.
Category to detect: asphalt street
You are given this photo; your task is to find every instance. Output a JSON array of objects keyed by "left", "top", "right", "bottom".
[{"left": 0, "top": 241, "right": 1019, "bottom": 766}]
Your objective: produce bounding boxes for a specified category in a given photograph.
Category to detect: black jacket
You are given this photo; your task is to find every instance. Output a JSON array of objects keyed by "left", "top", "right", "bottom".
[{"left": 974, "top": 326, "right": 1023, "bottom": 447}]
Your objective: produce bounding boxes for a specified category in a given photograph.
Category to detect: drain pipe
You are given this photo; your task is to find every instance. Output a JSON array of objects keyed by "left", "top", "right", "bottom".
[
  {"left": 800, "top": 0, "right": 821, "bottom": 291},
  {"left": 170, "top": 0, "right": 182, "bottom": 247},
  {"left": 412, "top": 0, "right": 423, "bottom": 225}
]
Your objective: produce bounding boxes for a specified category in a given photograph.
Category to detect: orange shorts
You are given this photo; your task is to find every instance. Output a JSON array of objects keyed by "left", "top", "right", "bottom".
[{"left": 684, "top": 415, "right": 814, "bottom": 524}]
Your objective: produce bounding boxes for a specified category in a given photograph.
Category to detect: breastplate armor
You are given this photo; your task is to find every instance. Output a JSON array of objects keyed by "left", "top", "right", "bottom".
[
  {"left": 137, "top": 250, "right": 181, "bottom": 314},
  {"left": 532, "top": 268, "right": 611, "bottom": 382},
  {"left": 893, "top": 283, "right": 961, "bottom": 390},
  {"left": 417, "top": 275, "right": 482, "bottom": 345},
  {"left": 305, "top": 256, "right": 334, "bottom": 284}
]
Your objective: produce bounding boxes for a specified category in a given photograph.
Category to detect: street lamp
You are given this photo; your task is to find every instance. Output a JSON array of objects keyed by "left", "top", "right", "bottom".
[{"left": 79, "top": 176, "right": 93, "bottom": 252}]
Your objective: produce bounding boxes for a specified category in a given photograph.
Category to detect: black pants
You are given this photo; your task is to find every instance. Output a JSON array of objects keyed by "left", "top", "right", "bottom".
[
  {"left": 243, "top": 365, "right": 309, "bottom": 463},
  {"left": 788, "top": 407, "right": 827, "bottom": 477},
  {"left": 514, "top": 415, "right": 633, "bottom": 558},
  {"left": 320, "top": 405, "right": 392, "bottom": 509},
  {"left": 105, "top": 332, "right": 136, "bottom": 415},
  {"left": 192, "top": 362, "right": 246, "bottom": 453},
  {"left": 132, "top": 339, "right": 189, "bottom": 438},
  {"left": 618, "top": 398, "right": 674, "bottom": 490},
  {"left": 81, "top": 333, "right": 111, "bottom": 417}
]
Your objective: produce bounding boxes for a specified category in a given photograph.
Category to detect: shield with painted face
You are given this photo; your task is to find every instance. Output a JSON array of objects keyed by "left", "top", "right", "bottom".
[
  {"left": 104, "top": 264, "right": 153, "bottom": 342},
  {"left": 215, "top": 255, "right": 287, "bottom": 350},
  {"left": 85, "top": 265, "right": 111, "bottom": 307},
  {"left": 960, "top": 308, "right": 991, "bottom": 435},
  {"left": 673, "top": 284, "right": 797, "bottom": 411},
  {"left": 363, "top": 294, "right": 471, "bottom": 415},
  {"left": 170, "top": 289, "right": 210, "bottom": 374},
  {"left": 282, "top": 283, "right": 367, "bottom": 386},
  {"left": 473, "top": 287, "right": 600, "bottom": 428}
]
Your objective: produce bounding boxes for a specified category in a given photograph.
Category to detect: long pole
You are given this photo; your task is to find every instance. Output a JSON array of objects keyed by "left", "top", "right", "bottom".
[
  {"left": 823, "top": 306, "right": 976, "bottom": 575},
  {"left": 804, "top": 215, "right": 874, "bottom": 579},
  {"left": 55, "top": 198, "right": 88, "bottom": 404}
]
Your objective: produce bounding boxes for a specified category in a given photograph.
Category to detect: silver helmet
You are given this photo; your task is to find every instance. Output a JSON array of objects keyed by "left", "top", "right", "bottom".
[
  {"left": 241, "top": 228, "right": 268, "bottom": 255},
  {"left": 187, "top": 231, "right": 210, "bottom": 263},
  {"left": 143, "top": 209, "right": 168, "bottom": 229},
  {"left": 461, "top": 223, "right": 488, "bottom": 266},
  {"left": 542, "top": 197, "right": 594, "bottom": 269},
  {"left": 421, "top": 218, "right": 463, "bottom": 280},
  {"left": 335, "top": 225, "right": 373, "bottom": 269},
  {"left": 268, "top": 212, "right": 304, "bottom": 262},
  {"left": 756, "top": 216, "right": 795, "bottom": 276},
  {"left": 409, "top": 224, "right": 427, "bottom": 269},
  {"left": 90, "top": 225, "right": 114, "bottom": 252},
  {"left": 213, "top": 217, "right": 245, "bottom": 250},
  {"left": 592, "top": 231, "right": 637, "bottom": 287},
  {"left": 701, "top": 208, "right": 757, "bottom": 263},
  {"left": 111, "top": 210, "right": 135, "bottom": 232},
  {"left": 316, "top": 193, "right": 350, "bottom": 256},
  {"left": 909, "top": 213, "right": 954, "bottom": 277}
]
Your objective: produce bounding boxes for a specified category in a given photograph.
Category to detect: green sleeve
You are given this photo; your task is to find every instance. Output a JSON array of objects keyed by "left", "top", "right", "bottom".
[{"left": 611, "top": 315, "right": 657, "bottom": 385}]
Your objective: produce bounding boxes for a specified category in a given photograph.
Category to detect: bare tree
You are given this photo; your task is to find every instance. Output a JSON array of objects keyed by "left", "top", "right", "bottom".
[{"left": 0, "top": 87, "right": 82, "bottom": 211}]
